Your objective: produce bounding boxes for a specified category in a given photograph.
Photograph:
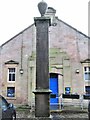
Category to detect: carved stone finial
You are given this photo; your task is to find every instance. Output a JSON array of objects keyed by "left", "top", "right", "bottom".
[{"left": 38, "top": 0, "right": 48, "bottom": 16}]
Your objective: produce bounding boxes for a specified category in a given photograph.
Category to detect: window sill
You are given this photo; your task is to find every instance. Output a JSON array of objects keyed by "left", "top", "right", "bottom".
[
  {"left": 7, "top": 81, "right": 15, "bottom": 83},
  {"left": 85, "top": 80, "right": 90, "bottom": 82},
  {"left": 6, "top": 97, "right": 16, "bottom": 100}
]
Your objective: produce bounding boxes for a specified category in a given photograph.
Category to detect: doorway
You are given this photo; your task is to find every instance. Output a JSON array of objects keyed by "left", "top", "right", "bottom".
[{"left": 49, "top": 73, "right": 58, "bottom": 109}]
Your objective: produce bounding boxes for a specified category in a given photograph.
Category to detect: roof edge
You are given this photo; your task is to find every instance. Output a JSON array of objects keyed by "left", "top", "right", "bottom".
[
  {"left": 1, "top": 17, "right": 90, "bottom": 48},
  {"left": 1, "top": 23, "right": 34, "bottom": 47}
]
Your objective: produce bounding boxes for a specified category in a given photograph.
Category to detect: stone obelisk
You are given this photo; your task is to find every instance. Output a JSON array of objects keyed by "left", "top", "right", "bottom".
[{"left": 33, "top": 1, "right": 51, "bottom": 118}]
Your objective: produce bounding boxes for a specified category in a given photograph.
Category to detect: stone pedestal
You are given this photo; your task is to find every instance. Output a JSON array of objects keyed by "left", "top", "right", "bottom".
[{"left": 33, "top": 17, "right": 51, "bottom": 118}]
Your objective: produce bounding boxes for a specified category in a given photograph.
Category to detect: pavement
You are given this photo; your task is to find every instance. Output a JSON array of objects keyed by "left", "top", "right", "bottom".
[{"left": 16, "top": 106, "right": 89, "bottom": 120}]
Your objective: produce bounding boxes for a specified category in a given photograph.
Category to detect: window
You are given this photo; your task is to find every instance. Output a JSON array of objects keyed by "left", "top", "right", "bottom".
[
  {"left": 85, "top": 86, "right": 90, "bottom": 94},
  {"left": 8, "top": 68, "right": 16, "bottom": 82},
  {"left": 65, "top": 87, "right": 71, "bottom": 94},
  {"left": 7, "top": 87, "right": 15, "bottom": 97},
  {"left": 84, "top": 67, "right": 90, "bottom": 80}
]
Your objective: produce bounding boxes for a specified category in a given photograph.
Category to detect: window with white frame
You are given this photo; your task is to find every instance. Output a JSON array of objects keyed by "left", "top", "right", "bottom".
[
  {"left": 84, "top": 67, "right": 90, "bottom": 80},
  {"left": 8, "top": 68, "right": 16, "bottom": 82}
]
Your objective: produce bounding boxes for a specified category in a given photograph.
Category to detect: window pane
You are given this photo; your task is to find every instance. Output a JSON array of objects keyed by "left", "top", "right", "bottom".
[
  {"left": 85, "top": 86, "right": 90, "bottom": 94},
  {"left": 12, "top": 74, "right": 15, "bottom": 81},
  {"left": 9, "top": 68, "right": 15, "bottom": 72},
  {"left": 85, "top": 73, "right": 90, "bottom": 80},
  {"left": 84, "top": 67, "right": 87, "bottom": 71},
  {"left": 65, "top": 87, "right": 71, "bottom": 94},
  {"left": 9, "top": 74, "right": 11, "bottom": 81},
  {"left": 7, "top": 87, "right": 15, "bottom": 97},
  {"left": 1, "top": 100, "right": 7, "bottom": 110},
  {"left": 8, "top": 68, "right": 15, "bottom": 81},
  {"left": 84, "top": 67, "right": 90, "bottom": 72}
]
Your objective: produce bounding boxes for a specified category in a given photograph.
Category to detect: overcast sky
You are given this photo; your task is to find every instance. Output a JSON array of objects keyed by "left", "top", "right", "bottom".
[{"left": 0, "top": 0, "right": 89, "bottom": 45}]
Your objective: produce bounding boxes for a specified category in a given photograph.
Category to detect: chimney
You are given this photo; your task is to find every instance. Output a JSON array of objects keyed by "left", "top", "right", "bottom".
[{"left": 45, "top": 7, "right": 57, "bottom": 26}]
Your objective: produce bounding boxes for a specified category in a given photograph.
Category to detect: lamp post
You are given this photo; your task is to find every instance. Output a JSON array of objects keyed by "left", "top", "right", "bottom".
[{"left": 33, "top": 1, "right": 51, "bottom": 118}]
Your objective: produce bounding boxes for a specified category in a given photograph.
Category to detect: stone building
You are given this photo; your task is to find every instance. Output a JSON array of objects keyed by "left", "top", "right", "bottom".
[{"left": 0, "top": 7, "right": 90, "bottom": 107}]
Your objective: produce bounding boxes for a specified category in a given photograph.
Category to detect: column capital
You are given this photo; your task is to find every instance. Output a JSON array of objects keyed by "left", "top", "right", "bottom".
[{"left": 34, "top": 17, "right": 51, "bottom": 26}]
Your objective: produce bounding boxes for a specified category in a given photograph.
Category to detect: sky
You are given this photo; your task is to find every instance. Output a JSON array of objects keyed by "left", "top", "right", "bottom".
[{"left": 0, "top": 0, "right": 89, "bottom": 45}]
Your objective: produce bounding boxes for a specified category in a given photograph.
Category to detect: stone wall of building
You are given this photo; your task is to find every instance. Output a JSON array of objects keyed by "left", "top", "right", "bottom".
[
  {"left": 0, "top": 7, "right": 90, "bottom": 105},
  {"left": 0, "top": 24, "right": 36, "bottom": 105}
]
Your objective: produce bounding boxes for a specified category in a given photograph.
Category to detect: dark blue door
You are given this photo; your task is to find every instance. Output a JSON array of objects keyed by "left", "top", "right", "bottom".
[{"left": 49, "top": 73, "right": 58, "bottom": 109}]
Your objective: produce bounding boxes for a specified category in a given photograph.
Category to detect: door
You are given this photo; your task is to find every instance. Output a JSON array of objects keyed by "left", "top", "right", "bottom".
[{"left": 49, "top": 73, "right": 58, "bottom": 109}]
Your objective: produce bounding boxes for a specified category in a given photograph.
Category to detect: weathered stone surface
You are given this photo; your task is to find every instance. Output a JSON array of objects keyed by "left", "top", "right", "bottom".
[
  {"left": 34, "top": 17, "right": 51, "bottom": 117},
  {"left": 0, "top": 7, "right": 90, "bottom": 106}
]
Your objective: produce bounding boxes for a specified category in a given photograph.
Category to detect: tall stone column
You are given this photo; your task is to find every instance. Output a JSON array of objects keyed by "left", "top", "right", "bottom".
[{"left": 33, "top": 1, "right": 51, "bottom": 118}]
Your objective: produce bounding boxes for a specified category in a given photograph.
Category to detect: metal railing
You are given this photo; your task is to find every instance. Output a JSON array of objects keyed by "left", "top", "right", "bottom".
[{"left": 50, "top": 94, "right": 90, "bottom": 110}]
